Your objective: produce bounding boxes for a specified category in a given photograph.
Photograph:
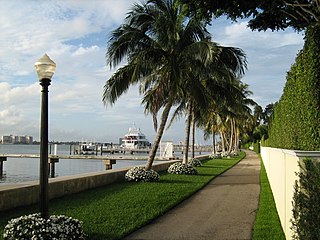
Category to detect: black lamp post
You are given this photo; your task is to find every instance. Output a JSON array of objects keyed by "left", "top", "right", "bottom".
[{"left": 34, "top": 54, "right": 56, "bottom": 219}]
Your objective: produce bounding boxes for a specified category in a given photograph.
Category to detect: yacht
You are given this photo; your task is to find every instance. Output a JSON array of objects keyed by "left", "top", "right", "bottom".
[
  {"left": 121, "top": 126, "right": 151, "bottom": 149},
  {"left": 79, "top": 142, "right": 96, "bottom": 155}
]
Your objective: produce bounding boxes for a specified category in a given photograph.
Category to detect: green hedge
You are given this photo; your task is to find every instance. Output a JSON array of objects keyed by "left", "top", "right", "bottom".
[
  {"left": 292, "top": 159, "right": 320, "bottom": 239},
  {"left": 267, "top": 26, "right": 320, "bottom": 150}
]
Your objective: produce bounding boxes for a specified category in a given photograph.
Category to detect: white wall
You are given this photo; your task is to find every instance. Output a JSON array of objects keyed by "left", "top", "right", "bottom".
[{"left": 261, "top": 147, "right": 320, "bottom": 240}]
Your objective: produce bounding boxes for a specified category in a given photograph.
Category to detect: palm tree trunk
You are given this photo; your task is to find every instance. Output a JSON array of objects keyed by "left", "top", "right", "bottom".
[
  {"left": 220, "top": 131, "right": 225, "bottom": 154},
  {"left": 145, "top": 101, "right": 172, "bottom": 170},
  {"left": 234, "top": 126, "right": 239, "bottom": 152},
  {"left": 223, "top": 131, "right": 229, "bottom": 154},
  {"left": 183, "top": 103, "right": 192, "bottom": 164},
  {"left": 227, "top": 120, "right": 234, "bottom": 154},
  {"left": 212, "top": 129, "right": 216, "bottom": 154},
  {"left": 191, "top": 110, "right": 195, "bottom": 158}
]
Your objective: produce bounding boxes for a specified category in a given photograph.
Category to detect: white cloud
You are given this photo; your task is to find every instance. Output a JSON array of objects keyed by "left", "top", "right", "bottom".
[
  {"left": 0, "top": 82, "right": 38, "bottom": 105},
  {"left": 209, "top": 18, "right": 304, "bottom": 108},
  {"left": 72, "top": 45, "right": 99, "bottom": 56},
  {"left": 221, "top": 21, "right": 304, "bottom": 49},
  {"left": 0, "top": 106, "right": 22, "bottom": 126},
  {"left": 0, "top": 1, "right": 306, "bottom": 143}
]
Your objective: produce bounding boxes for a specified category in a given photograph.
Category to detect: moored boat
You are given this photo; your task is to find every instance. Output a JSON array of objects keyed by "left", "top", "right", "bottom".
[
  {"left": 79, "top": 142, "right": 96, "bottom": 155},
  {"left": 121, "top": 125, "right": 151, "bottom": 149}
]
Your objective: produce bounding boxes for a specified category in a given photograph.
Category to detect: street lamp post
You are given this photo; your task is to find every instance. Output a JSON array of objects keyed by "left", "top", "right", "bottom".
[{"left": 34, "top": 54, "right": 56, "bottom": 219}]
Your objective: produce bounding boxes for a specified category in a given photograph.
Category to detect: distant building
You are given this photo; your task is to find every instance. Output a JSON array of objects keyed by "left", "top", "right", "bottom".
[
  {"left": 17, "top": 136, "right": 26, "bottom": 144},
  {"left": 0, "top": 135, "right": 34, "bottom": 144},
  {"left": 26, "top": 136, "right": 33, "bottom": 144},
  {"left": 1, "top": 135, "right": 14, "bottom": 144}
]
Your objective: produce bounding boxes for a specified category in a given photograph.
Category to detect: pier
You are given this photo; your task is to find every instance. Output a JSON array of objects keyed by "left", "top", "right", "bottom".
[
  {"left": 0, "top": 154, "right": 174, "bottom": 178},
  {"left": 0, "top": 143, "right": 212, "bottom": 179},
  {"left": 69, "top": 143, "right": 213, "bottom": 156}
]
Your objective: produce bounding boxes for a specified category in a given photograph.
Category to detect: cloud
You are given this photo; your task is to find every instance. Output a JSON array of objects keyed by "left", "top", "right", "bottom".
[
  {"left": 0, "top": 82, "right": 39, "bottom": 106},
  {"left": 222, "top": 21, "right": 304, "bottom": 49},
  {"left": 209, "top": 18, "right": 304, "bottom": 108},
  {"left": 0, "top": 106, "right": 23, "bottom": 126},
  {"left": 0, "top": 1, "right": 305, "bottom": 143},
  {"left": 0, "top": 0, "right": 135, "bottom": 83},
  {"left": 72, "top": 45, "right": 99, "bottom": 56}
]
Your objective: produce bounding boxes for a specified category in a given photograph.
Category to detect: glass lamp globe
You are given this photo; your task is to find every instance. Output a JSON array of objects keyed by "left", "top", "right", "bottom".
[{"left": 34, "top": 54, "right": 56, "bottom": 80}]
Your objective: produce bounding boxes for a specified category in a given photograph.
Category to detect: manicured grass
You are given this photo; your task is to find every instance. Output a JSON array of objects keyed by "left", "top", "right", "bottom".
[
  {"left": 253, "top": 157, "right": 286, "bottom": 240},
  {"left": 0, "top": 152, "right": 245, "bottom": 240}
]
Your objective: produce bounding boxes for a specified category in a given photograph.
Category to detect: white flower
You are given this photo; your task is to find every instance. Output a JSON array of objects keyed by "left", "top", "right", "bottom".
[
  {"left": 168, "top": 162, "right": 198, "bottom": 175},
  {"left": 188, "top": 158, "right": 202, "bottom": 167},
  {"left": 3, "top": 214, "right": 86, "bottom": 240},
  {"left": 125, "top": 166, "right": 160, "bottom": 182},
  {"left": 209, "top": 153, "right": 222, "bottom": 159}
]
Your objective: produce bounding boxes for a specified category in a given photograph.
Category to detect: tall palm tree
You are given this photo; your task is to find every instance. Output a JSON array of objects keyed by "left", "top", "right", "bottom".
[
  {"left": 220, "top": 82, "right": 256, "bottom": 154},
  {"left": 103, "top": 0, "right": 212, "bottom": 170},
  {"left": 253, "top": 105, "right": 264, "bottom": 126},
  {"left": 183, "top": 45, "right": 247, "bottom": 161},
  {"left": 170, "top": 43, "right": 247, "bottom": 163},
  {"left": 198, "top": 79, "right": 255, "bottom": 155}
]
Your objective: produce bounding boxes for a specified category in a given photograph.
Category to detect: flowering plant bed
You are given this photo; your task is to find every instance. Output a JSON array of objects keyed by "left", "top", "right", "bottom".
[
  {"left": 125, "top": 166, "right": 160, "bottom": 182},
  {"left": 210, "top": 153, "right": 222, "bottom": 159},
  {"left": 188, "top": 158, "right": 202, "bottom": 167},
  {"left": 168, "top": 162, "right": 198, "bottom": 175},
  {"left": 3, "top": 213, "right": 86, "bottom": 240}
]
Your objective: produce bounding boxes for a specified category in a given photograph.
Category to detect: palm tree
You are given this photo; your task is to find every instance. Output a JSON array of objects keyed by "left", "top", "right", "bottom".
[
  {"left": 103, "top": 0, "right": 213, "bottom": 170},
  {"left": 221, "top": 82, "right": 256, "bottom": 154},
  {"left": 167, "top": 40, "right": 247, "bottom": 163},
  {"left": 253, "top": 105, "right": 264, "bottom": 126},
  {"left": 263, "top": 103, "right": 274, "bottom": 125},
  {"left": 186, "top": 46, "right": 247, "bottom": 161},
  {"left": 199, "top": 79, "right": 255, "bottom": 155},
  {"left": 169, "top": 43, "right": 247, "bottom": 163}
]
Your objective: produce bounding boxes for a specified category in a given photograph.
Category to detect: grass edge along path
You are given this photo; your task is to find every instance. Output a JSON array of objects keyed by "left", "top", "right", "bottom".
[
  {"left": 253, "top": 156, "right": 286, "bottom": 240},
  {"left": 0, "top": 152, "right": 245, "bottom": 240}
]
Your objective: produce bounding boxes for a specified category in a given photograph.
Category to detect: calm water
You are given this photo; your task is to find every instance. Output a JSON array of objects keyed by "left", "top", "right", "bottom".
[{"left": 0, "top": 144, "right": 148, "bottom": 185}]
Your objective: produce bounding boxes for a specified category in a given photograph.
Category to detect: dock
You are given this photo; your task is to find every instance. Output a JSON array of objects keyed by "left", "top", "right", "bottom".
[
  {"left": 0, "top": 154, "right": 177, "bottom": 179},
  {"left": 0, "top": 154, "right": 163, "bottom": 161}
]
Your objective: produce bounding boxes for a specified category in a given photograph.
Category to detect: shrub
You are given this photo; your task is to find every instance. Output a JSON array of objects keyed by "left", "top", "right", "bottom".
[
  {"left": 209, "top": 153, "right": 222, "bottom": 159},
  {"left": 267, "top": 26, "right": 320, "bottom": 150},
  {"left": 3, "top": 213, "right": 86, "bottom": 240},
  {"left": 291, "top": 159, "right": 320, "bottom": 240},
  {"left": 188, "top": 158, "right": 202, "bottom": 167},
  {"left": 125, "top": 166, "right": 160, "bottom": 182},
  {"left": 168, "top": 162, "right": 197, "bottom": 175}
]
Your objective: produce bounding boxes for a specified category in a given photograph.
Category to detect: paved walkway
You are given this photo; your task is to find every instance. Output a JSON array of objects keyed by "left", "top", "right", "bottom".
[{"left": 124, "top": 150, "right": 261, "bottom": 240}]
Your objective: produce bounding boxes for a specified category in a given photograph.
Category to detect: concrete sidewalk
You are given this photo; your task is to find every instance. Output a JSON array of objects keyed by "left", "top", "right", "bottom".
[{"left": 124, "top": 150, "right": 261, "bottom": 240}]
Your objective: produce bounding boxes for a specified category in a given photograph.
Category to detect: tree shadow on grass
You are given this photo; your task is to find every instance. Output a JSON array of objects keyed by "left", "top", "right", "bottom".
[
  {"left": 157, "top": 179, "right": 194, "bottom": 184},
  {"left": 199, "top": 165, "right": 225, "bottom": 169},
  {"left": 197, "top": 173, "right": 219, "bottom": 177}
]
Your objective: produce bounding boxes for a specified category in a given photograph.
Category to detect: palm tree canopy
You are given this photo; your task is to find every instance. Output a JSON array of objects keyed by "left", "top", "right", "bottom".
[{"left": 103, "top": 0, "right": 212, "bottom": 109}]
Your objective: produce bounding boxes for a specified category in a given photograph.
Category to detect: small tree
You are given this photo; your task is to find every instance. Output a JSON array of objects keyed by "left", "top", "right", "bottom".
[{"left": 291, "top": 159, "right": 320, "bottom": 240}]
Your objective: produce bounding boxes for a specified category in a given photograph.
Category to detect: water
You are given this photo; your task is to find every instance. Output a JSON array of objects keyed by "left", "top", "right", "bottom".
[{"left": 0, "top": 144, "right": 148, "bottom": 185}]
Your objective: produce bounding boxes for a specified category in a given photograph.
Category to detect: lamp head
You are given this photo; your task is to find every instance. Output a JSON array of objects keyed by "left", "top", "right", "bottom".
[{"left": 34, "top": 54, "right": 56, "bottom": 80}]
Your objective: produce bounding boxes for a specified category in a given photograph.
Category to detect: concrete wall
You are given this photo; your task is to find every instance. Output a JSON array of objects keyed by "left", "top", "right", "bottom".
[
  {"left": 260, "top": 147, "right": 320, "bottom": 240},
  {"left": 0, "top": 160, "right": 181, "bottom": 212}
]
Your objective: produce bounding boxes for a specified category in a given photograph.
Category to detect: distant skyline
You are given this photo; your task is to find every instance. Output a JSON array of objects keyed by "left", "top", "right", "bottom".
[{"left": 0, "top": 0, "right": 304, "bottom": 144}]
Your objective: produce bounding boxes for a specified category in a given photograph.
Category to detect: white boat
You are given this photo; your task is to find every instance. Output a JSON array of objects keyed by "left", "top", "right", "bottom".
[
  {"left": 121, "top": 126, "right": 151, "bottom": 149},
  {"left": 79, "top": 142, "right": 96, "bottom": 155}
]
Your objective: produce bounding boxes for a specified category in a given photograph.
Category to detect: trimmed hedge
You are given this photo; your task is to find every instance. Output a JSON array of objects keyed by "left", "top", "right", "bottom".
[
  {"left": 291, "top": 159, "right": 320, "bottom": 239},
  {"left": 267, "top": 26, "right": 320, "bottom": 150}
]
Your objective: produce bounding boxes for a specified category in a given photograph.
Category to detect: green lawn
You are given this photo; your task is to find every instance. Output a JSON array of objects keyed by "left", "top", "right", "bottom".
[
  {"left": 253, "top": 157, "right": 286, "bottom": 240},
  {"left": 0, "top": 152, "right": 244, "bottom": 240}
]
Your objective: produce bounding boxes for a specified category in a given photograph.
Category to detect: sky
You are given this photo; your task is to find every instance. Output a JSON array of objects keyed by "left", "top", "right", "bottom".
[{"left": 0, "top": 0, "right": 304, "bottom": 144}]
